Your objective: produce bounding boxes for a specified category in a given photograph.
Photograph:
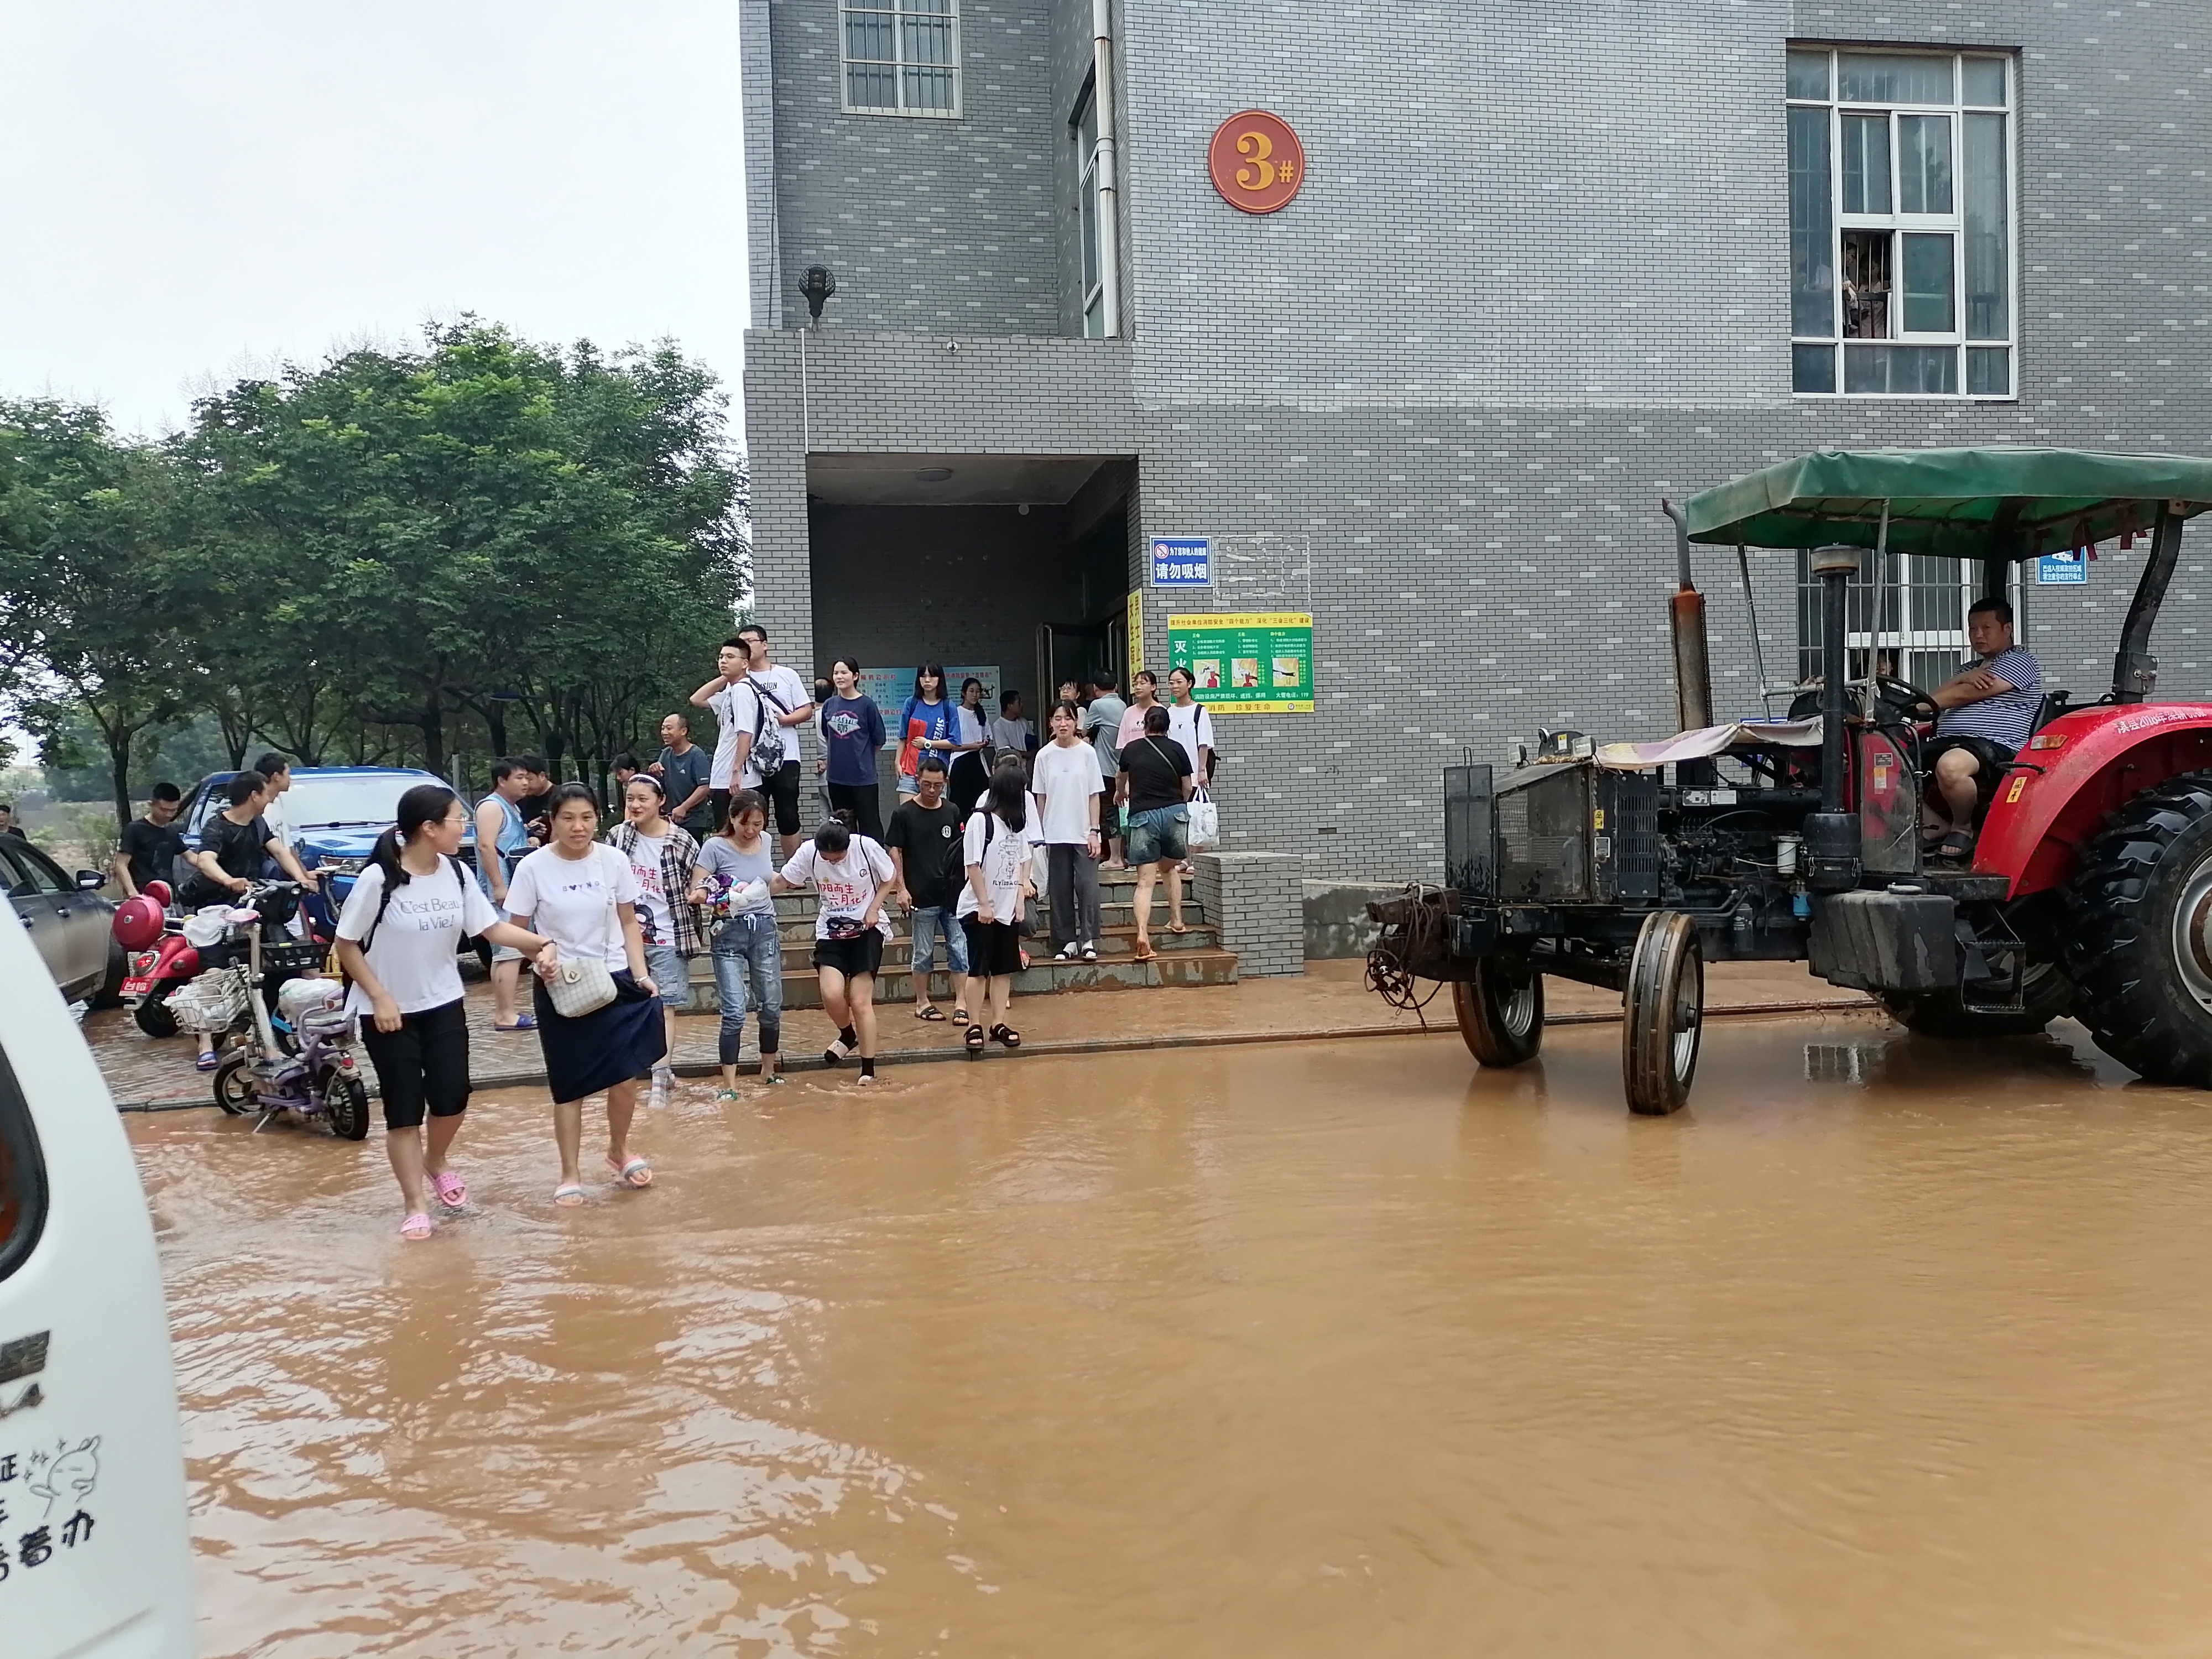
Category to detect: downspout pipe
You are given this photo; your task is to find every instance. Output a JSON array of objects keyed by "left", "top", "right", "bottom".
[{"left": 1092, "top": 0, "right": 1121, "bottom": 337}]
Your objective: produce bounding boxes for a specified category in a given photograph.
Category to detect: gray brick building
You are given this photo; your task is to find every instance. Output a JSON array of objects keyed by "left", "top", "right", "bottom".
[{"left": 740, "top": 0, "right": 2212, "bottom": 881}]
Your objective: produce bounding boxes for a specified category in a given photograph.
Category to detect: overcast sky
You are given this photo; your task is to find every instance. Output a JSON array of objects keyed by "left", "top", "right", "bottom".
[{"left": 0, "top": 0, "right": 750, "bottom": 444}]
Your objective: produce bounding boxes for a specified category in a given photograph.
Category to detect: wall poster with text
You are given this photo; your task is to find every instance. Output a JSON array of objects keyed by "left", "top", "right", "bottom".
[{"left": 1166, "top": 612, "right": 1314, "bottom": 713}]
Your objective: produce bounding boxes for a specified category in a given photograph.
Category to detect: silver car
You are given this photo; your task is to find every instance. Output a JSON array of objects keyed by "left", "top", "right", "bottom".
[{"left": 2, "top": 835, "right": 123, "bottom": 1006}]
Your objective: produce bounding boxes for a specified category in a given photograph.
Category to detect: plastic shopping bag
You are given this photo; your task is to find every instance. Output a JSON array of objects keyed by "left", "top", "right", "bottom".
[{"left": 1187, "top": 788, "right": 1220, "bottom": 851}]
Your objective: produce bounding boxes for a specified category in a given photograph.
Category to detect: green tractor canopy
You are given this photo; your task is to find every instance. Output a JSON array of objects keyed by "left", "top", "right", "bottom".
[{"left": 1682, "top": 446, "right": 2212, "bottom": 558}]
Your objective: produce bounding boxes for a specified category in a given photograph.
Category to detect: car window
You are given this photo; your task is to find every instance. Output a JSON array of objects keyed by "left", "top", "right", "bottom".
[
  {"left": 0, "top": 845, "right": 67, "bottom": 898},
  {"left": 0, "top": 1037, "right": 48, "bottom": 1282},
  {"left": 0, "top": 841, "right": 41, "bottom": 900}
]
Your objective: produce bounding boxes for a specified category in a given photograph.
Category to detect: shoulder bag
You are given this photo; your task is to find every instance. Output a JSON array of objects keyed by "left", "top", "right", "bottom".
[{"left": 544, "top": 849, "right": 619, "bottom": 1019}]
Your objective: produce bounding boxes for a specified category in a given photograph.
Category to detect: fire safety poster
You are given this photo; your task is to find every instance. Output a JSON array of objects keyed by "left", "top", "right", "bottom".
[{"left": 1166, "top": 613, "right": 1314, "bottom": 713}]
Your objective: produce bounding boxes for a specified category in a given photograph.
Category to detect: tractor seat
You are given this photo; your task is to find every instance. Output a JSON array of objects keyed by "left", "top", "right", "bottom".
[{"left": 2032, "top": 688, "right": 2072, "bottom": 733}]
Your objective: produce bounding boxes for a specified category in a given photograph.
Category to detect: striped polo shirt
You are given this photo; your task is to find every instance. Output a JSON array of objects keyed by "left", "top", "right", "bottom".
[{"left": 1934, "top": 646, "right": 2043, "bottom": 752}]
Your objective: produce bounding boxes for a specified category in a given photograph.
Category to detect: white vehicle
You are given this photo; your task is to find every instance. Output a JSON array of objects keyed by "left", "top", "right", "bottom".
[{"left": 2, "top": 907, "right": 195, "bottom": 1653}]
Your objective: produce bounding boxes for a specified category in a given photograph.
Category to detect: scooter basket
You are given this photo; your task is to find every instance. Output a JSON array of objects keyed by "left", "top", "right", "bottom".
[
  {"left": 169, "top": 970, "right": 250, "bottom": 1034},
  {"left": 261, "top": 940, "right": 328, "bottom": 978}
]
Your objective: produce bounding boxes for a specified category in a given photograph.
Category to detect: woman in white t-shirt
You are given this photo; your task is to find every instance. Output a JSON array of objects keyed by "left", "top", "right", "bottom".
[
  {"left": 774, "top": 813, "right": 899, "bottom": 1083},
  {"left": 1031, "top": 700, "right": 1105, "bottom": 961},
  {"left": 335, "top": 784, "right": 556, "bottom": 1241},
  {"left": 957, "top": 763, "right": 1039, "bottom": 1056},
  {"left": 504, "top": 784, "right": 666, "bottom": 1207}
]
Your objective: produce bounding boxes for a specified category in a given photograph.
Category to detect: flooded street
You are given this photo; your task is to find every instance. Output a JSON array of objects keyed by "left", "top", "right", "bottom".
[{"left": 132, "top": 1013, "right": 2212, "bottom": 1658}]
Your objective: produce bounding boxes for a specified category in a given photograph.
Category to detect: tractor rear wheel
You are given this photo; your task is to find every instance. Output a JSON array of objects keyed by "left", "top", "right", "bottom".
[
  {"left": 1623, "top": 911, "right": 1703, "bottom": 1116},
  {"left": 2064, "top": 770, "right": 2212, "bottom": 1086},
  {"left": 1452, "top": 954, "right": 1545, "bottom": 1067},
  {"left": 1877, "top": 959, "right": 2074, "bottom": 1040}
]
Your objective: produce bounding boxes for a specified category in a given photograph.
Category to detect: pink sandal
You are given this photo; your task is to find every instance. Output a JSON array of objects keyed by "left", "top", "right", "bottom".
[
  {"left": 399, "top": 1213, "right": 434, "bottom": 1240},
  {"left": 607, "top": 1154, "right": 654, "bottom": 1190},
  {"left": 429, "top": 1170, "right": 467, "bottom": 1209}
]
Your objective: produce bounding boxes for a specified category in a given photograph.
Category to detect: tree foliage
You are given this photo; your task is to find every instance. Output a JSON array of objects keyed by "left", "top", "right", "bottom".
[{"left": 0, "top": 320, "right": 749, "bottom": 824}]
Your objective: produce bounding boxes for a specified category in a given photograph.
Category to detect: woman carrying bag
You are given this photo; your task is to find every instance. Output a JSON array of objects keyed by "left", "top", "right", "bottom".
[
  {"left": 503, "top": 783, "right": 665, "bottom": 1206},
  {"left": 335, "top": 782, "right": 557, "bottom": 1241},
  {"left": 957, "top": 762, "right": 1039, "bottom": 1056}
]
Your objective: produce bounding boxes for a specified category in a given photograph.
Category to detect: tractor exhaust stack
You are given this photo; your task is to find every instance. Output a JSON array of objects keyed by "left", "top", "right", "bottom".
[{"left": 1660, "top": 499, "right": 1714, "bottom": 734}]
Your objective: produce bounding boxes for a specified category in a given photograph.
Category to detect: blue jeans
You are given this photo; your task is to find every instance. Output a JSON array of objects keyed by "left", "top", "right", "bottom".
[
  {"left": 711, "top": 912, "right": 782, "bottom": 1065},
  {"left": 907, "top": 904, "right": 969, "bottom": 993}
]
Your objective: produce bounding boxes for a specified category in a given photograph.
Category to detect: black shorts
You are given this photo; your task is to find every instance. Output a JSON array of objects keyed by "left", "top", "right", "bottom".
[
  {"left": 812, "top": 928, "right": 885, "bottom": 979},
  {"left": 962, "top": 916, "right": 1023, "bottom": 978},
  {"left": 763, "top": 761, "right": 803, "bottom": 835},
  {"left": 359, "top": 998, "right": 471, "bottom": 1131},
  {"left": 1924, "top": 734, "right": 2017, "bottom": 806}
]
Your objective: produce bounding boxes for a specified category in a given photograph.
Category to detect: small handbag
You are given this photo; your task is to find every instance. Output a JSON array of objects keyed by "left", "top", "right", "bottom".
[{"left": 543, "top": 857, "right": 619, "bottom": 1018}]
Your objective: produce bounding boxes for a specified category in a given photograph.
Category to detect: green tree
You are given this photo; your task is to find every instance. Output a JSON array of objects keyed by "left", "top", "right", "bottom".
[
  {"left": 184, "top": 319, "right": 747, "bottom": 780},
  {"left": 0, "top": 400, "right": 193, "bottom": 827}
]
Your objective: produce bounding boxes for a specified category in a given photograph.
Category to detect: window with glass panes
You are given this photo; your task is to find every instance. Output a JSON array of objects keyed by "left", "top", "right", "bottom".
[
  {"left": 1786, "top": 48, "right": 2015, "bottom": 397},
  {"left": 1076, "top": 90, "right": 1104, "bottom": 336},
  {"left": 1796, "top": 549, "right": 2006, "bottom": 690},
  {"left": 842, "top": 0, "right": 961, "bottom": 118}
]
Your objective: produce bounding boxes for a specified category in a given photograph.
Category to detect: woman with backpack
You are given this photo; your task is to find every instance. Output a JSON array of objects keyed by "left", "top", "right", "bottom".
[
  {"left": 895, "top": 663, "right": 961, "bottom": 805},
  {"left": 773, "top": 812, "right": 899, "bottom": 1084},
  {"left": 956, "top": 761, "right": 1039, "bottom": 1057},
  {"left": 334, "top": 783, "right": 557, "bottom": 1241}
]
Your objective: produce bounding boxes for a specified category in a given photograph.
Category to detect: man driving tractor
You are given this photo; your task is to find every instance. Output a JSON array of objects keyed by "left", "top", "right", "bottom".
[{"left": 1921, "top": 597, "right": 2043, "bottom": 863}]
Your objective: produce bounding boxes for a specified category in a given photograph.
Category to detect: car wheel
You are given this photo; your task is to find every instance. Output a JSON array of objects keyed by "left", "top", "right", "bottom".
[{"left": 89, "top": 938, "right": 128, "bottom": 1009}]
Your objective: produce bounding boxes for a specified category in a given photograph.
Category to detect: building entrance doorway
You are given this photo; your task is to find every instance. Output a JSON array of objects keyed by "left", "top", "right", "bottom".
[{"left": 805, "top": 453, "right": 1135, "bottom": 806}]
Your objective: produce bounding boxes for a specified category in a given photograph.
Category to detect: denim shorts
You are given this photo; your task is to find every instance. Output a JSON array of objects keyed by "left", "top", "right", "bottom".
[
  {"left": 1125, "top": 804, "right": 1190, "bottom": 866},
  {"left": 641, "top": 940, "right": 691, "bottom": 1009}
]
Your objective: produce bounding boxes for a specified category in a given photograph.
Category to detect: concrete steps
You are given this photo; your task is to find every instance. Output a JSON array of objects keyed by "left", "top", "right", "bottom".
[{"left": 692, "top": 865, "right": 1235, "bottom": 1010}]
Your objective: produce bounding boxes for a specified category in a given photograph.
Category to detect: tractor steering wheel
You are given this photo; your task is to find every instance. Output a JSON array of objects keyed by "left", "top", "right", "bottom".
[{"left": 1871, "top": 675, "right": 1938, "bottom": 726}]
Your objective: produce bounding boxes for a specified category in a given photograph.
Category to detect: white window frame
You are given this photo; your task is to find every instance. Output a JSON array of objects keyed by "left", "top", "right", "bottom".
[
  {"left": 1787, "top": 46, "right": 2018, "bottom": 400},
  {"left": 840, "top": 0, "right": 963, "bottom": 119},
  {"left": 1076, "top": 87, "right": 1105, "bottom": 336}
]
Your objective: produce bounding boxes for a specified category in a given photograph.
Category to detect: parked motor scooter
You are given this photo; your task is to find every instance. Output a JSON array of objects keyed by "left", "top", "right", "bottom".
[
  {"left": 166, "top": 881, "right": 369, "bottom": 1139},
  {"left": 112, "top": 880, "right": 204, "bottom": 1038}
]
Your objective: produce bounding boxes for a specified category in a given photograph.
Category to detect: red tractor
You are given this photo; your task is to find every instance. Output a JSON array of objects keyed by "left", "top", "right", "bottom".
[{"left": 1371, "top": 447, "right": 2212, "bottom": 1112}]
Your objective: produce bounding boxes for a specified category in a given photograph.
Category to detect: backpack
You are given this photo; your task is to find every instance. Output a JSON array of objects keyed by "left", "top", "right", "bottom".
[{"left": 747, "top": 676, "right": 791, "bottom": 774}]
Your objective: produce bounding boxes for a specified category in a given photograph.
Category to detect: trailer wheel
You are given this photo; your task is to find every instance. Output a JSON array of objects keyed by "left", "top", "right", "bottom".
[
  {"left": 2064, "top": 771, "right": 2212, "bottom": 1086},
  {"left": 1452, "top": 955, "right": 1545, "bottom": 1067},
  {"left": 1623, "top": 911, "right": 1702, "bottom": 1116},
  {"left": 1877, "top": 961, "right": 2074, "bottom": 1040}
]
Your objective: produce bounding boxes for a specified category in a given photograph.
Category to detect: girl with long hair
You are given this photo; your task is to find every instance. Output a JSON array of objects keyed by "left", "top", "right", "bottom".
[
  {"left": 895, "top": 662, "right": 960, "bottom": 803},
  {"left": 689, "top": 789, "right": 784, "bottom": 1095},
  {"left": 503, "top": 784, "right": 666, "bottom": 1206},
  {"left": 821, "top": 656, "right": 889, "bottom": 841},
  {"left": 334, "top": 783, "right": 555, "bottom": 1239},
  {"left": 956, "top": 760, "right": 1039, "bottom": 1056},
  {"left": 949, "top": 675, "right": 993, "bottom": 816}
]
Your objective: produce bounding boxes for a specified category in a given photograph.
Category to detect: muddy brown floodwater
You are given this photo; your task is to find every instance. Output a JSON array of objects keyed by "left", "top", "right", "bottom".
[{"left": 130, "top": 1010, "right": 2212, "bottom": 1658}]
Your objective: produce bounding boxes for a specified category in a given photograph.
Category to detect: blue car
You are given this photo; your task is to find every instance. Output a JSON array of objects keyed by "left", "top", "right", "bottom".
[{"left": 179, "top": 766, "right": 483, "bottom": 942}]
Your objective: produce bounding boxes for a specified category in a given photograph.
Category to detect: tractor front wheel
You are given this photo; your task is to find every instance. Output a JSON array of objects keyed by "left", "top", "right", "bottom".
[
  {"left": 1452, "top": 955, "right": 1545, "bottom": 1067},
  {"left": 1623, "top": 911, "right": 1703, "bottom": 1116},
  {"left": 2065, "top": 771, "right": 2212, "bottom": 1086}
]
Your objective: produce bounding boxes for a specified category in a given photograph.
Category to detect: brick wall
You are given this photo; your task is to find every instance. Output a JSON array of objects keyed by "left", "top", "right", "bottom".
[
  {"left": 1193, "top": 852, "right": 1306, "bottom": 976},
  {"left": 744, "top": 1, "right": 2212, "bottom": 884}
]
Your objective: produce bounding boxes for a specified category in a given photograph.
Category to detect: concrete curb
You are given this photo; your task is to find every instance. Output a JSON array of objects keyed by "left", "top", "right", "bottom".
[{"left": 108, "top": 994, "right": 1878, "bottom": 1113}]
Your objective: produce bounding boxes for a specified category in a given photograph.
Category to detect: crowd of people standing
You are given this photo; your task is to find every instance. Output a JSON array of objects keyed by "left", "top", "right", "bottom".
[{"left": 117, "top": 622, "right": 1215, "bottom": 1240}]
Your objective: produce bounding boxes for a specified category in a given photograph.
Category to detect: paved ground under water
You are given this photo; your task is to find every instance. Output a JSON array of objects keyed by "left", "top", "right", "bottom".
[{"left": 133, "top": 1011, "right": 2212, "bottom": 1658}]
